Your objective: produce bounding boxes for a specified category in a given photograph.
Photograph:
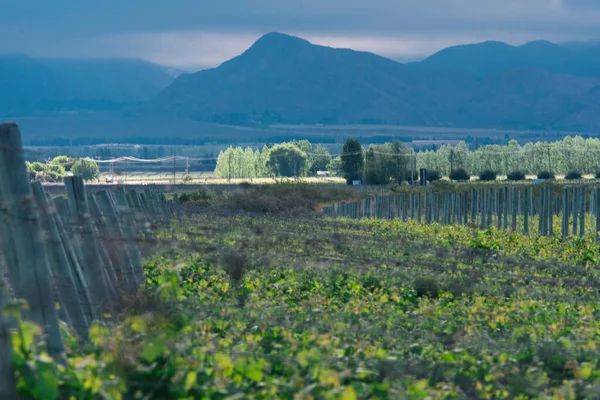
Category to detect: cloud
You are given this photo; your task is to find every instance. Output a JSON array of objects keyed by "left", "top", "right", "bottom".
[{"left": 2, "top": 0, "right": 600, "bottom": 67}]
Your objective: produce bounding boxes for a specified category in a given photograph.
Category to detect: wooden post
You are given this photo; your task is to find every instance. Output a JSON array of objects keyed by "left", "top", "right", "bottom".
[
  {"left": 538, "top": 185, "right": 544, "bottom": 235},
  {"left": 417, "top": 192, "right": 422, "bottom": 223},
  {"left": 497, "top": 187, "right": 503, "bottom": 230},
  {"left": 87, "top": 194, "right": 120, "bottom": 300},
  {"left": 65, "top": 176, "right": 116, "bottom": 309},
  {"left": 572, "top": 187, "right": 578, "bottom": 236},
  {"left": 580, "top": 187, "right": 586, "bottom": 238},
  {"left": 112, "top": 189, "right": 145, "bottom": 285},
  {"left": 591, "top": 189, "right": 595, "bottom": 234},
  {"left": 469, "top": 190, "right": 475, "bottom": 225},
  {"left": 562, "top": 188, "right": 569, "bottom": 239},
  {"left": 32, "top": 181, "right": 91, "bottom": 338},
  {"left": 502, "top": 187, "right": 508, "bottom": 230},
  {"left": 0, "top": 123, "right": 65, "bottom": 359},
  {"left": 51, "top": 195, "right": 96, "bottom": 325},
  {"left": 424, "top": 192, "right": 429, "bottom": 223},
  {"left": 524, "top": 187, "right": 529, "bottom": 235},
  {"left": 510, "top": 187, "right": 517, "bottom": 232},
  {"left": 547, "top": 184, "right": 553, "bottom": 237},
  {"left": 487, "top": 188, "right": 493, "bottom": 229},
  {"left": 94, "top": 191, "right": 138, "bottom": 293},
  {"left": 596, "top": 188, "right": 600, "bottom": 242}
]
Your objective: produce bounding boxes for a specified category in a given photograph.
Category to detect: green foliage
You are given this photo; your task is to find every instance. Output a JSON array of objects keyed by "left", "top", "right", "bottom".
[
  {"left": 537, "top": 171, "right": 555, "bottom": 180},
  {"left": 413, "top": 276, "right": 440, "bottom": 298},
  {"left": 478, "top": 169, "right": 497, "bottom": 181},
  {"left": 226, "top": 183, "right": 364, "bottom": 215},
  {"left": 178, "top": 189, "right": 218, "bottom": 205},
  {"left": 327, "top": 156, "right": 343, "bottom": 176},
  {"left": 449, "top": 168, "right": 470, "bottom": 181},
  {"left": 364, "top": 141, "right": 410, "bottom": 185},
  {"left": 70, "top": 159, "right": 100, "bottom": 181},
  {"left": 13, "top": 211, "right": 600, "bottom": 398},
  {"left": 341, "top": 137, "right": 364, "bottom": 184},
  {"left": 565, "top": 170, "right": 582, "bottom": 180},
  {"left": 309, "top": 144, "right": 332, "bottom": 175},
  {"left": 417, "top": 136, "right": 600, "bottom": 176},
  {"left": 507, "top": 171, "right": 526, "bottom": 181},
  {"left": 26, "top": 161, "right": 66, "bottom": 182},
  {"left": 268, "top": 143, "right": 308, "bottom": 177},
  {"left": 425, "top": 170, "right": 441, "bottom": 182},
  {"left": 49, "top": 155, "right": 74, "bottom": 171}
]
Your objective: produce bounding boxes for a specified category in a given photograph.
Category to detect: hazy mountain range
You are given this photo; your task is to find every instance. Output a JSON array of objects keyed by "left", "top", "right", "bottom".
[
  {"left": 0, "top": 55, "right": 176, "bottom": 115},
  {"left": 5, "top": 32, "right": 600, "bottom": 136}
]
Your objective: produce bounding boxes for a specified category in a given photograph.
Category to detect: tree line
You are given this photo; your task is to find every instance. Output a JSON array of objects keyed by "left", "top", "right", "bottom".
[
  {"left": 214, "top": 139, "right": 415, "bottom": 185},
  {"left": 214, "top": 141, "right": 333, "bottom": 179},
  {"left": 416, "top": 136, "right": 600, "bottom": 176}
]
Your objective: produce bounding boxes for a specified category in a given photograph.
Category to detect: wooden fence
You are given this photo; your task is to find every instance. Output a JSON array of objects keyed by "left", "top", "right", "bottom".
[
  {"left": 0, "top": 123, "right": 182, "bottom": 397},
  {"left": 323, "top": 184, "right": 600, "bottom": 239}
]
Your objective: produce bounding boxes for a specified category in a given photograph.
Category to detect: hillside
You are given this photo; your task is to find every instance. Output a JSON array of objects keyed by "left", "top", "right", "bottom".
[
  {"left": 42, "top": 59, "right": 176, "bottom": 103},
  {"left": 0, "top": 56, "right": 174, "bottom": 116},
  {"left": 418, "top": 40, "right": 600, "bottom": 76},
  {"left": 147, "top": 33, "right": 600, "bottom": 131}
]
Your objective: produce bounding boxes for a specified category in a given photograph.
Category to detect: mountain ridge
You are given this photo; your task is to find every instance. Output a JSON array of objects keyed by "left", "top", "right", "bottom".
[
  {"left": 145, "top": 32, "right": 600, "bottom": 131},
  {"left": 6, "top": 33, "right": 600, "bottom": 133},
  {"left": 0, "top": 55, "right": 175, "bottom": 116}
]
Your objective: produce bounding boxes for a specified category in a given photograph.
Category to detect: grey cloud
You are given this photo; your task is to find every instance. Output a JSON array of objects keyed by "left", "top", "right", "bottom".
[
  {"left": 0, "top": 0, "right": 595, "bottom": 35},
  {"left": 2, "top": 0, "right": 600, "bottom": 66}
]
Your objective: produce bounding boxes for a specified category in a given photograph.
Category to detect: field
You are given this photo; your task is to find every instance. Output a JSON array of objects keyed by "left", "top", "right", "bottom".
[
  {"left": 10, "top": 185, "right": 600, "bottom": 399},
  {"left": 97, "top": 171, "right": 346, "bottom": 185}
]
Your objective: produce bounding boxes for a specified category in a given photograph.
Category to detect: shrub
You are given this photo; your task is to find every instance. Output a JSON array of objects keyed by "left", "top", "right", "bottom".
[
  {"left": 478, "top": 170, "right": 497, "bottom": 181},
  {"left": 71, "top": 159, "right": 100, "bottom": 181},
  {"left": 449, "top": 168, "right": 470, "bottom": 181},
  {"left": 405, "top": 171, "right": 419, "bottom": 185},
  {"left": 564, "top": 170, "right": 582, "bottom": 180},
  {"left": 413, "top": 276, "right": 440, "bottom": 298},
  {"left": 425, "top": 170, "right": 441, "bottom": 182},
  {"left": 432, "top": 179, "right": 454, "bottom": 191},
  {"left": 507, "top": 171, "right": 526, "bottom": 181},
  {"left": 178, "top": 189, "right": 217, "bottom": 205},
  {"left": 537, "top": 171, "right": 555, "bottom": 180}
]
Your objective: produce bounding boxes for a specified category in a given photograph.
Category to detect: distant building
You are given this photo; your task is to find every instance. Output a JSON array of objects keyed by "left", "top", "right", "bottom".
[{"left": 316, "top": 171, "right": 330, "bottom": 177}]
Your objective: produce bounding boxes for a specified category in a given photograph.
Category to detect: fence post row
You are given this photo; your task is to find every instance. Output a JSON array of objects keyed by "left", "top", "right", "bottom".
[
  {"left": 0, "top": 122, "right": 180, "bottom": 395},
  {"left": 325, "top": 182, "right": 600, "bottom": 239}
]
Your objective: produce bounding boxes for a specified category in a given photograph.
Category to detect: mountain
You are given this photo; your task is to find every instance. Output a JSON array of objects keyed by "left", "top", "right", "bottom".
[
  {"left": 0, "top": 55, "right": 175, "bottom": 116},
  {"left": 146, "top": 32, "right": 600, "bottom": 131},
  {"left": 41, "top": 59, "right": 176, "bottom": 103},
  {"left": 0, "top": 54, "right": 70, "bottom": 114},
  {"left": 418, "top": 40, "right": 600, "bottom": 77}
]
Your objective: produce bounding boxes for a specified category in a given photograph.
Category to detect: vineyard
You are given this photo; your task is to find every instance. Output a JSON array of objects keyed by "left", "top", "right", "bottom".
[{"left": 4, "top": 120, "right": 600, "bottom": 398}]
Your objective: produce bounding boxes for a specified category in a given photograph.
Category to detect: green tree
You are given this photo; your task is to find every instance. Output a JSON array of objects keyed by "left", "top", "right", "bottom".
[
  {"left": 71, "top": 159, "right": 100, "bottom": 181},
  {"left": 364, "top": 141, "right": 410, "bottom": 185},
  {"left": 327, "top": 156, "right": 343, "bottom": 176},
  {"left": 268, "top": 144, "right": 308, "bottom": 177},
  {"left": 309, "top": 144, "right": 332, "bottom": 175},
  {"left": 341, "top": 137, "right": 364, "bottom": 184},
  {"left": 257, "top": 145, "right": 272, "bottom": 177}
]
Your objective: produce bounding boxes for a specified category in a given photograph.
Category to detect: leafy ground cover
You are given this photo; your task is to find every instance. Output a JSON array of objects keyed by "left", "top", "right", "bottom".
[{"left": 11, "top": 210, "right": 600, "bottom": 399}]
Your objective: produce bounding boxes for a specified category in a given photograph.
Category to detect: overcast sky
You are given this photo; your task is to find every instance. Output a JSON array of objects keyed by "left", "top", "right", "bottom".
[{"left": 2, "top": 0, "right": 600, "bottom": 70}]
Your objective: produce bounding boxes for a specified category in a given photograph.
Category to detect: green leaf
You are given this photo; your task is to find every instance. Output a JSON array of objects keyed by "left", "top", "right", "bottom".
[
  {"left": 184, "top": 370, "right": 197, "bottom": 391},
  {"left": 340, "top": 385, "right": 357, "bottom": 400}
]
